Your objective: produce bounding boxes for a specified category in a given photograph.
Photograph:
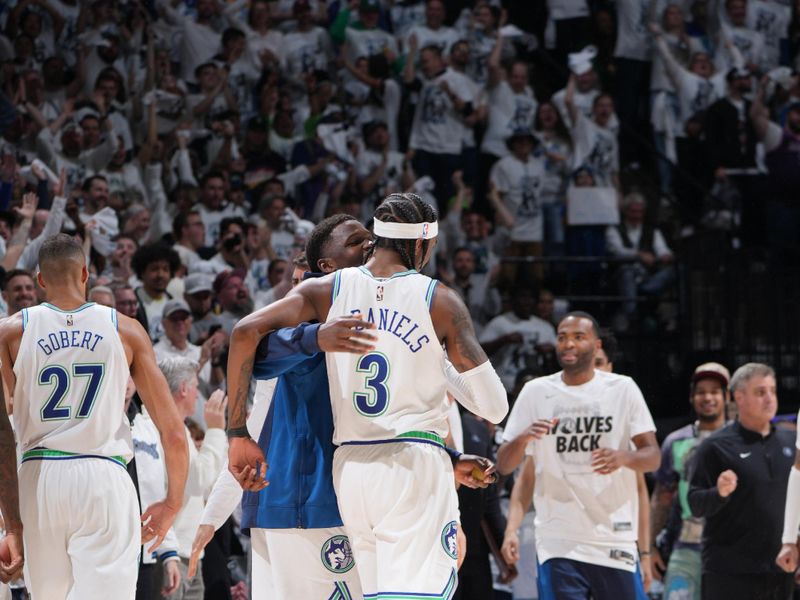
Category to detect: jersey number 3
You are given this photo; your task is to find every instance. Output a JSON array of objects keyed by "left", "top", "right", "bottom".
[
  {"left": 353, "top": 353, "right": 390, "bottom": 417},
  {"left": 39, "top": 364, "right": 105, "bottom": 421}
]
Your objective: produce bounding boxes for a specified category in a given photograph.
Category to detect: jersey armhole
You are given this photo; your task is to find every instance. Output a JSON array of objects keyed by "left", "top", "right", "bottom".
[
  {"left": 21, "top": 308, "right": 28, "bottom": 331},
  {"left": 331, "top": 270, "right": 343, "bottom": 304},
  {"left": 425, "top": 279, "right": 438, "bottom": 312},
  {"left": 111, "top": 308, "right": 118, "bottom": 331}
]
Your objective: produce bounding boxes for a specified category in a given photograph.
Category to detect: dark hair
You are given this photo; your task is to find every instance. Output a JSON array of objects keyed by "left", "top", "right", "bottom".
[
  {"left": 373, "top": 193, "right": 437, "bottom": 270},
  {"left": 222, "top": 27, "right": 246, "bottom": 46},
  {"left": 200, "top": 171, "right": 225, "bottom": 188},
  {"left": 598, "top": 328, "right": 618, "bottom": 364},
  {"left": 305, "top": 214, "right": 356, "bottom": 272},
  {"left": 559, "top": 311, "right": 601, "bottom": 337},
  {"left": 267, "top": 258, "right": 287, "bottom": 277},
  {"left": 219, "top": 217, "right": 246, "bottom": 239},
  {"left": 82, "top": 174, "right": 107, "bottom": 191},
  {"left": 420, "top": 45, "right": 443, "bottom": 59},
  {"left": 38, "top": 234, "right": 85, "bottom": 276},
  {"left": 131, "top": 243, "right": 181, "bottom": 279},
  {"left": 2, "top": 268, "right": 34, "bottom": 291},
  {"left": 172, "top": 210, "right": 201, "bottom": 240}
]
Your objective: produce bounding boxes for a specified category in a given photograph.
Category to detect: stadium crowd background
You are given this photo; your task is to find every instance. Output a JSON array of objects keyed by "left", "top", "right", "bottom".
[{"left": 0, "top": 0, "right": 799, "bottom": 598}]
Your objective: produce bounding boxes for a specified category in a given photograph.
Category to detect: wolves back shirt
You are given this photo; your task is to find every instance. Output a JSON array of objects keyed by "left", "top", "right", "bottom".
[{"left": 502, "top": 370, "right": 656, "bottom": 572}]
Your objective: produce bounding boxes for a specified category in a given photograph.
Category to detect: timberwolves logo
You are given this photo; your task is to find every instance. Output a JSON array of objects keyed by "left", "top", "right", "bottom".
[
  {"left": 321, "top": 535, "right": 355, "bottom": 574},
  {"left": 441, "top": 521, "right": 458, "bottom": 559}
]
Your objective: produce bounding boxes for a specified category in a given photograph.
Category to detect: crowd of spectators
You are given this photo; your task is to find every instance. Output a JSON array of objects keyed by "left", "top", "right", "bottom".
[{"left": 0, "top": 0, "right": 799, "bottom": 598}]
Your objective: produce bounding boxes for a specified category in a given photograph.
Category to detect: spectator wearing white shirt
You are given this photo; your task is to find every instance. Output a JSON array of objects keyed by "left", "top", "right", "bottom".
[
  {"left": 403, "top": 0, "right": 459, "bottom": 59},
  {"left": 173, "top": 210, "right": 206, "bottom": 274},
  {"left": 156, "top": 356, "right": 228, "bottom": 600},
  {"left": 132, "top": 242, "right": 181, "bottom": 340},
  {"left": 489, "top": 128, "right": 547, "bottom": 287},
  {"left": 193, "top": 171, "right": 247, "bottom": 248},
  {"left": 606, "top": 193, "right": 675, "bottom": 329},
  {"left": 356, "top": 120, "right": 413, "bottom": 222},
  {"left": 405, "top": 41, "right": 473, "bottom": 212},
  {"left": 479, "top": 287, "right": 558, "bottom": 392}
]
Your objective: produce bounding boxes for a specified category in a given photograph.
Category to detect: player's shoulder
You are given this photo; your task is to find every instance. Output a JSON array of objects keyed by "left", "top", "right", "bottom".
[{"left": 517, "top": 372, "right": 563, "bottom": 399}]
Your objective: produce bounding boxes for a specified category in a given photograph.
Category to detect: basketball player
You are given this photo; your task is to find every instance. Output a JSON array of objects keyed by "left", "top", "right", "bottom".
[
  {"left": 0, "top": 234, "right": 189, "bottom": 599},
  {"left": 496, "top": 312, "right": 660, "bottom": 600},
  {"left": 226, "top": 194, "right": 509, "bottom": 597}
]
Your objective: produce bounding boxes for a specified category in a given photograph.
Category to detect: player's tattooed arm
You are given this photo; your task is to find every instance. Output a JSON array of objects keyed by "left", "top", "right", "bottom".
[{"left": 433, "top": 285, "right": 488, "bottom": 371}]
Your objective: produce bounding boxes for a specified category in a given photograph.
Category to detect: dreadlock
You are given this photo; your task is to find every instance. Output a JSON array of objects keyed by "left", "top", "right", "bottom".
[{"left": 372, "top": 193, "right": 438, "bottom": 270}]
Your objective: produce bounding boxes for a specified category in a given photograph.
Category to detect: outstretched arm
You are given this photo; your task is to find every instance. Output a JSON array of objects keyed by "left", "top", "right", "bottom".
[
  {"left": 431, "top": 285, "right": 508, "bottom": 423},
  {"left": 121, "top": 315, "right": 188, "bottom": 551},
  {"left": 226, "top": 277, "right": 331, "bottom": 489}
]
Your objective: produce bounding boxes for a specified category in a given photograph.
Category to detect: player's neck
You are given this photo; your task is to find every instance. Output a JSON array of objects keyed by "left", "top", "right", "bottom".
[
  {"left": 363, "top": 251, "right": 415, "bottom": 278},
  {"left": 44, "top": 289, "right": 91, "bottom": 311}
]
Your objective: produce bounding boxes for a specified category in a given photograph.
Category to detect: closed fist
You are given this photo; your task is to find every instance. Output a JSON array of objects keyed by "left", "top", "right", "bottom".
[{"left": 717, "top": 469, "right": 737, "bottom": 498}]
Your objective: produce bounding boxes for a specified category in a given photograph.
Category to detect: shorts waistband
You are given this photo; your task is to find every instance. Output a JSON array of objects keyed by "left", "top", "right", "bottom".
[
  {"left": 22, "top": 448, "right": 128, "bottom": 469},
  {"left": 340, "top": 430, "right": 445, "bottom": 449}
]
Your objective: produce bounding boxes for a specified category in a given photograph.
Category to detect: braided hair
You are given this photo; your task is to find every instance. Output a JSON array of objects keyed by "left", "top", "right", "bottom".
[{"left": 372, "top": 193, "right": 438, "bottom": 271}]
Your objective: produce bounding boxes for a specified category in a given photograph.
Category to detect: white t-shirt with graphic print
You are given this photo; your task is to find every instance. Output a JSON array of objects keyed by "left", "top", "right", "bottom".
[{"left": 502, "top": 370, "right": 656, "bottom": 572}]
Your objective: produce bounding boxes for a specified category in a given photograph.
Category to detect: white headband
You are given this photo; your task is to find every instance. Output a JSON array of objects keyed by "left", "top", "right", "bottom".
[{"left": 373, "top": 219, "right": 438, "bottom": 240}]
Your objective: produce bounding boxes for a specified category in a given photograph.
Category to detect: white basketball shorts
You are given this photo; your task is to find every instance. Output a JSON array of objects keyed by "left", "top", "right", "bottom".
[
  {"left": 19, "top": 454, "right": 140, "bottom": 600},
  {"left": 332, "top": 441, "right": 459, "bottom": 599}
]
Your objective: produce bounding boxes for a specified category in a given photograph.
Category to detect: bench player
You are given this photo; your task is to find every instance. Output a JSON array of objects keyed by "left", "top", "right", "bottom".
[
  {"left": 0, "top": 234, "right": 188, "bottom": 599},
  {"left": 226, "top": 193, "right": 509, "bottom": 597}
]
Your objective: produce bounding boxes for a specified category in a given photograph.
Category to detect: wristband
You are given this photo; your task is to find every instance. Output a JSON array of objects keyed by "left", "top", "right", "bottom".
[{"left": 226, "top": 425, "right": 250, "bottom": 439}]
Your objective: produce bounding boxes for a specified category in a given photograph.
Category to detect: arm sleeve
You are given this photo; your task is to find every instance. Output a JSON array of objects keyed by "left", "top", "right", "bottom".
[
  {"left": 199, "top": 460, "right": 244, "bottom": 530},
  {"left": 155, "top": 527, "right": 181, "bottom": 561},
  {"left": 251, "top": 323, "right": 321, "bottom": 380},
  {"left": 444, "top": 359, "right": 508, "bottom": 424},
  {"left": 626, "top": 378, "right": 657, "bottom": 437},
  {"left": 605, "top": 226, "right": 638, "bottom": 258},
  {"left": 185, "top": 428, "right": 228, "bottom": 498},
  {"left": 329, "top": 7, "right": 352, "bottom": 44},
  {"left": 687, "top": 438, "right": 730, "bottom": 518}
]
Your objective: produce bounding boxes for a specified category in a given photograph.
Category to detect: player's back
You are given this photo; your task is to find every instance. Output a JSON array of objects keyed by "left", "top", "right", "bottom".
[
  {"left": 13, "top": 301, "right": 133, "bottom": 463},
  {"left": 326, "top": 266, "right": 448, "bottom": 444}
]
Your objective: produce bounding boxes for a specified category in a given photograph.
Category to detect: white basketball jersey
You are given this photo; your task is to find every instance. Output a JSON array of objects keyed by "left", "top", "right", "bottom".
[
  {"left": 13, "top": 302, "right": 133, "bottom": 461},
  {"left": 326, "top": 267, "right": 449, "bottom": 444}
]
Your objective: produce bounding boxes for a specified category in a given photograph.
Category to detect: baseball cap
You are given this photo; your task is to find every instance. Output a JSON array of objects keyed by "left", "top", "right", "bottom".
[
  {"left": 692, "top": 362, "right": 730, "bottom": 387},
  {"left": 726, "top": 66, "right": 750, "bottom": 82},
  {"left": 184, "top": 273, "right": 214, "bottom": 295},
  {"left": 162, "top": 299, "right": 191, "bottom": 319}
]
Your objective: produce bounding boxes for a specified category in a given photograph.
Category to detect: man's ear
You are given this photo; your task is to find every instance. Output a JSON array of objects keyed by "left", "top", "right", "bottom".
[{"left": 318, "top": 258, "right": 335, "bottom": 274}]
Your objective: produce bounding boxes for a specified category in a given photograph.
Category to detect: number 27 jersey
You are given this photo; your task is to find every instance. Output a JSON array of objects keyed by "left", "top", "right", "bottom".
[
  {"left": 325, "top": 267, "right": 449, "bottom": 444},
  {"left": 13, "top": 302, "right": 134, "bottom": 462}
]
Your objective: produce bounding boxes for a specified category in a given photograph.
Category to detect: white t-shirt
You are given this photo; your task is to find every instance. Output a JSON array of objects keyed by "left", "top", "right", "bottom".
[
  {"left": 345, "top": 26, "right": 398, "bottom": 62},
  {"left": 409, "top": 69, "right": 472, "bottom": 155},
  {"left": 650, "top": 32, "right": 705, "bottom": 92},
  {"left": 390, "top": 2, "right": 427, "bottom": 39},
  {"left": 356, "top": 148, "right": 406, "bottom": 215},
  {"left": 570, "top": 112, "right": 619, "bottom": 187},
  {"left": 490, "top": 154, "right": 546, "bottom": 242},
  {"left": 547, "top": 0, "right": 590, "bottom": 20},
  {"left": 479, "top": 313, "right": 557, "bottom": 391},
  {"left": 672, "top": 69, "right": 726, "bottom": 136},
  {"left": 747, "top": 0, "right": 791, "bottom": 70},
  {"left": 481, "top": 81, "right": 538, "bottom": 158},
  {"left": 404, "top": 24, "right": 459, "bottom": 56},
  {"left": 613, "top": 0, "right": 653, "bottom": 61},
  {"left": 194, "top": 202, "right": 248, "bottom": 247},
  {"left": 715, "top": 25, "right": 766, "bottom": 72},
  {"left": 502, "top": 370, "right": 656, "bottom": 572},
  {"left": 283, "top": 28, "right": 333, "bottom": 79}
]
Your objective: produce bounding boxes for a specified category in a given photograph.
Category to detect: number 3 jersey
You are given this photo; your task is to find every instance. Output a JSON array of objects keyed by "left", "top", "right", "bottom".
[
  {"left": 13, "top": 302, "right": 134, "bottom": 462},
  {"left": 325, "top": 267, "right": 449, "bottom": 445}
]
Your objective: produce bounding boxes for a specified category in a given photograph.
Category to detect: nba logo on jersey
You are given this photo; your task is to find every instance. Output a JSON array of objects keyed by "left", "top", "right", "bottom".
[
  {"left": 66, "top": 314, "right": 73, "bottom": 326},
  {"left": 320, "top": 535, "right": 355, "bottom": 574},
  {"left": 440, "top": 521, "right": 458, "bottom": 559},
  {"left": 376, "top": 286, "right": 384, "bottom": 301}
]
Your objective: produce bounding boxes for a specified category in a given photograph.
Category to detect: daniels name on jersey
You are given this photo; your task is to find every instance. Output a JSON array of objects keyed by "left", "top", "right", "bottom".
[{"left": 325, "top": 267, "right": 448, "bottom": 444}]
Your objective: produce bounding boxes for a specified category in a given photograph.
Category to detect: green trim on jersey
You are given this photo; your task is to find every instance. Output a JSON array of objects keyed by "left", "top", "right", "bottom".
[
  {"left": 357, "top": 266, "right": 419, "bottom": 281},
  {"left": 395, "top": 431, "right": 445, "bottom": 448},
  {"left": 41, "top": 302, "right": 96, "bottom": 314},
  {"left": 22, "top": 448, "right": 127, "bottom": 468}
]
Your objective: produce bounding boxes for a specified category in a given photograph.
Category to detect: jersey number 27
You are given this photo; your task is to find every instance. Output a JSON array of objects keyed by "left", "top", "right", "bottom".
[{"left": 39, "top": 364, "right": 105, "bottom": 421}]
